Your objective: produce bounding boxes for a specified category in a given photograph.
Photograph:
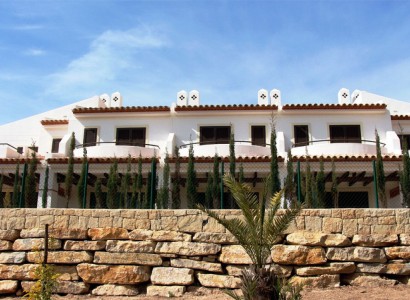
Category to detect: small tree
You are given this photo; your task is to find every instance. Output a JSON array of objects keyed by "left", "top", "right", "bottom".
[
  {"left": 120, "top": 155, "right": 132, "bottom": 208},
  {"left": 171, "top": 146, "right": 181, "bottom": 209},
  {"left": 131, "top": 173, "right": 138, "bottom": 209},
  {"left": 284, "top": 150, "right": 295, "bottom": 208},
  {"left": 375, "top": 130, "right": 387, "bottom": 208},
  {"left": 331, "top": 159, "right": 339, "bottom": 208},
  {"left": 25, "top": 145, "right": 38, "bottom": 207},
  {"left": 186, "top": 143, "right": 197, "bottom": 209},
  {"left": 65, "top": 132, "right": 75, "bottom": 208},
  {"left": 316, "top": 158, "right": 326, "bottom": 208},
  {"left": 238, "top": 163, "right": 244, "bottom": 184},
  {"left": 229, "top": 132, "right": 236, "bottom": 177},
  {"left": 77, "top": 148, "right": 87, "bottom": 208},
  {"left": 205, "top": 173, "right": 213, "bottom": 208},
  {"left": 304, "top": 159, "right": 312, "bottom": 208},
  {"left": 157, "top": 151, "right": 170, "bottom": 209},
  {"left": 0, "top": 174, "right": 3, "bottom": 208},
  {"left": 12, "top": 162, "right": 20, "bottom": 208},
  {"left": 95, "top": 178, "right": 103, "bottom": 209},
  {"left": 212, "top": 153, "right": 220, "bottom": 209},
  {"left": 106, "top": 159, "right": 118, "bottom": 209},
  {"left": 269, "top": 124, "right": 280, "bottom": 196},
  {"left": 41, "top": 166, "right": 49, "bottom": 208},
  {"left": 136, "top": 154, "right": 144, "bottom": 208},
  {"left": 400, "top": 138, "right": 410, "bottom": 207}
]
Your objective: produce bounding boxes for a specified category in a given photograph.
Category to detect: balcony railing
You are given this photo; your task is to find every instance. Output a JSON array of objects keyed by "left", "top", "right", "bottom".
[
  {"left": 75, "top": 141, "right": 160, "bottom": 150},
  {"left": 292, "top": 139, "right": 386, "bottom": 148},
  {"left": 179, "top": 140, "right": 270, "bottom": 149}
]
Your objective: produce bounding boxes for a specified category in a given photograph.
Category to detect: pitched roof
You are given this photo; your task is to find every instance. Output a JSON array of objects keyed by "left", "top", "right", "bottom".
[
  {"left": 291, "top": 154, "right": 401, "bottom": 162},
  {"left": 47, "top": 157, "right": 158, "bottom": 164},
  {"left": 169, "top": 155, "right": 285, "bottom": 163},
  {"left": 282, "top": 103, "right": 387, "bottom": 110},
  {"left": 72, "top": 106, "right": 170, "bottom": 114},
  {"left": 40, "top": 119, "right": 69, "bottom": 125},
  {"left": 174, "top": 104, "right": 278, "bottom": 112},
  {"left": 391, "top": 115, "right": 410, "bottom": 120}
]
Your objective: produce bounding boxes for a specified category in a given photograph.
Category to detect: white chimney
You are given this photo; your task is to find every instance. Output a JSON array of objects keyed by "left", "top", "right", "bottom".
[
  {"left": 270, "top": 89, "right": 281, "bottom": 106},
  {"left": 351, "top": 89, "right": 361, "bottom": 104},
  {"left": 258, "top": 89, "right": 269, "bottom": 105},
  {"left": 188, "top": 90, "right": 200, "bottom": 106},
  {"left": 177, "top": 90, "right": 188, "bottom": 106},
  {"left": 100, "top": 94, "right": 111, "bottom": 108},
  {"left": 111, "top": 92, "right": 122, "bottom": 107},
  {"left": 338, "top": 88, "right": 350, "bottom": 104}
]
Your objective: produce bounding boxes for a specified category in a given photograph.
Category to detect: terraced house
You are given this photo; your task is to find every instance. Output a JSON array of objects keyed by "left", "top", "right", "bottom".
[{"left": 0, "top": 88, "right": 409, "bottom": 209}]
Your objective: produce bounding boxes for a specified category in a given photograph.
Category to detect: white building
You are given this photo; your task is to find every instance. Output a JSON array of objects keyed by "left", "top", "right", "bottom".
[{"left": 0, "top": 88, "right": 409, "bottom": 209}]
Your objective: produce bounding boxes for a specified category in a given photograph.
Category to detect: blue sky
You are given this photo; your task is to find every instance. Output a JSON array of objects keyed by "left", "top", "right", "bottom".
[{"left": 1, "top": 0, "right": 410, "bottom": 124}]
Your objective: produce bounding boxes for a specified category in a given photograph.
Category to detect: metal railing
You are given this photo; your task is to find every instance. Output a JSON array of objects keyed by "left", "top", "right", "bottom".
[
  {"left": 292, "top": 139, "right": 386, "bottom": 148},
  {"left": 0, "top": 143, "right": 22, "bottom": 153},
  {"left": 179, "top": 140, "right": 271, "bottom": 149},
  {"left": 75, "top": 141, "right": 160, "bottom": 149}
]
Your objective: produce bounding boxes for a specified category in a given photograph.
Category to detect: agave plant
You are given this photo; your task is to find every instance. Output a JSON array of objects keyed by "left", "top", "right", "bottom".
[{"left": 199, "top": 175, "right": 302, "bottom": 300}]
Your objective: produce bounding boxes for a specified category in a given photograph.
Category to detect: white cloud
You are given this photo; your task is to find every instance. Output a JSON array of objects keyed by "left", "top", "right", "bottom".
[
  {"left": 45, "top": 27, "right": 166, "bottom": 100},
  {"left": 12, "top": 24, "right": 44, "bottom": 31},
  {"left": 23, "top": 48, "right": 46, "bottom": 56}
]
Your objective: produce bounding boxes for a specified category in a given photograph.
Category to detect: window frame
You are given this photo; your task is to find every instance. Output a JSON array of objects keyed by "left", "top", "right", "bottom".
[
  {"left": 251, "top": 125, "right": 266, "bottom": 146},
  {"left": 51, "top": 138, "right": 62, "bottom": 153},
  {"left": 199, "top": 126, "right": 231, "bottom": 145},
  {"left": 329, "top": 125, "right": 361, "bottom": 144},
  {"left": 115, "top": 127, "right": 146, "bottom": 147},
  {"left": 83, "top": 128, "right": 98, "bottom": 147},
  {"left": 293, "top": 125, "right": 310, "bottom": 147}
]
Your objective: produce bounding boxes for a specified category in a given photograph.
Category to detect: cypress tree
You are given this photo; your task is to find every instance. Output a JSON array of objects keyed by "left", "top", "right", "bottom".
[
  {"left": 95, "top": 178, "right": 103, "bottom": 209},
  {"left": 331, "top": 159, "right": 339, "bottom": 208},
  {"left": 229, "top": 132, "right": 235, "bottom": 177},
  {"left": 171, "top": 146, "right": 181, "bottom": 209},
  {"left": 316, "top": 158, "right": 326, "bottom": 208},
  {"left": 270, "top": 124, "right": 280, "bottom": 196},
  {"left": 106, "top": 159, "right": 118, "bottom": 209},
  {"left": 304, "top": 159, "right": 312, "bottom": 208},
  {"left": 77, "top": 148, "right": 87, "bottom": 208},
  {"left": 284, "top": 150, "right": 295, "bottom": 208},
  {"left": 238, "top": 163, "right": 244, "bottom": 184},
  {"left": 145, "top": 171, "right": 152, "bottom": 209},
  {"left": 186, "top": 143, "right": 197, "bottom": 209},
  {"left": 375, "top": 130, "right": 387, "bottom": 208},
  {"left": 131, "top": 173, "right": 137, "bottom": 209},
  {"left": 212, "top": 153, "right": 220, "bottom": 209},
  {"left": 12, "top": 162, "right": 20, "bottom": 208},
  {"left": 0, "top": 174, "right": 3, "bottom": 208},
  {"left": 25, "top": 146, "right": 38, "bottom": 207},
  {"left": 205, "top": 173, "right": 213, "bottom": 208},
  {"left": 158, "top": 151, "right": 170, "bottom": 209},
  {"left": 120, "top": 155, "right": 132, "bottom": 208},
  {"left": 400, "top": 138, "right": 410, "bottom": 207},
  {"left": 136, "top": 154, "right": 143, "bottom": 208},
  {"left": 41, "top": 166, "right": 49, "bottom": 208},
  {"left": 65, "top": 132, "right": 75, "bottom": 208}
]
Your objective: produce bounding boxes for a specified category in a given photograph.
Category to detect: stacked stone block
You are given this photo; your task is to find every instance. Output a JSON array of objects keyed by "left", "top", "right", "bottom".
[{"left": 0, "top": 208, "right": 408, "bottom": 296}]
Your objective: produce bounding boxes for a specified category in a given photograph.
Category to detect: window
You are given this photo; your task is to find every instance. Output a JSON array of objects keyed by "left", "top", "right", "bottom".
[
  {"left": 16, "top": 147, "right": 23, "bottom": 154},
  {"left": 329, "top": 125, "right": 361, "bottom": 143},
  {"left": 200, "top": 126, "right": 231, "bottom": 145},
  {"left": 83, "top": 128, "right": 98, "bottom": 147},
  {"left": 251, "top": 126, "right": 266, "bottom": 146},
  {"left": 398, "top": 134, "right": 410, "bottom": 150},
  {"left": 51, "top": 138, "right": 62, "bottom": 153},
  {"left": 294, "top": 125, "right": 309, "bottom": 147},
  {"left": 116, "top": 128, "right": 146, "bottom": 146}
]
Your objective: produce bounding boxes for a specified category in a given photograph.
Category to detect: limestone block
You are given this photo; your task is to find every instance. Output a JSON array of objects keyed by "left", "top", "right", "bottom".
[
  {"left": 147, "top": 285, "right": 186, "bottom": 297},
  {"left": 219, "top": 245, "right": 252, "bottom": 264},
  {"left": 271, "top": 245, "right": 327, "bottom": 265},
  {"left": 326, "top": 247, "right": 387, "bottom": 263},
  {"left": 135, "top": 219, "right": 151, "bottom": 229},
  {"left": 64, "top": 240, "right": 106, "bottom": 251},
  {"left": 0, "top": 280, "right": 18, "bottom": 294},
  {"left": 151, "top": 267, "right": 194, "bottom": 285},
  {"left": 13, "top": 238, "right": 61, "bottom": 251},
  {"left": 290, "top": 274, "right": 340, "bottom": 288},
  {"left": 385, "top": 246, "right": 410, "bottom": 259},
  {"left": 128, "top": 229, "right": 153, "bottom": 240},
  {"left": 49, "top": 228, "right": 88, "bottom": 240},
  {"left": 286, "top": 231, "right": 350, "bottom": 247},
  {"left": 295, "top": 262, "right": 356, "bottom": 276},
  {"left": 106, "top": 240, "right": 156, "bottom": 253},
  {"left": 197, "top": 273, "right": 241, "bottom": 289},
  {"left": 93, "top": 252, "right": 162, "bottom": 266},
  {"left": 91, "top": 284, "right": 139, "bottom": 296},
  {"left": 304, "top": 216, "right": 322, "bottom": 232},
  {"left": 177, "top": 215, "right": 203, "bottom": 232},
  {"left": 0, "top": 252, "right": 25, "bottom": 264},
  {"left": 203, "top": 217, "right": 226, "bottom": 233},
  {"left": 226, "top": 265, "right": 292, "bottom": 277},
  {"left": 0, "top": 264, "right": 37, "bottom": 280},
  {"left": 22, "top": 280, "right": 89, "bottom": 294},
  {"left": 356, "top": 262, "right": 410, "bottom": 275},
  {"left": 0, "top": 241, "right": 12, "bottom": 251},
  {"left": 155, "top": 242, "right": 221, "bottom": 256},
  {"left": 322, "top": 217, "right": 342, "bottom": 233},
  {"left": 88, "top": 228, "right": 128, "bottom": 240},
  {"left": 342, "top": 219, "right": 357, "bottom": 236},
  {"left": 27, "top": 251, "right": 93, "bottom": 264},
  {"left": 400, "top": 234, "right": 410, "bottom": 245},
  {"left": 20, "top": 228, "right": 45, "bottom": 238},
  {"left": 193, "top": 232, "right": 237, "bottom": 244},
  {"left": 343, "top": 274, "right": 398, "bottom": 286},
  {"left": 352, "top": 234, "right": 398, "bottom": 247},
  {"left": 54, "top": 265, "right": 79, "bottom": 281},
  {"left": 77, "top": 263, "right": 150, "bottom": 284},
  {"left": 170, "top": 258, "right": 223, "bottom": 273}
]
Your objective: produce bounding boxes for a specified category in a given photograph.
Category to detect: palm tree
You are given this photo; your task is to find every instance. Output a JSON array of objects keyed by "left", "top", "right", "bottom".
[{"left": 199, "top": 175, "right": 301, "bottom": 300}]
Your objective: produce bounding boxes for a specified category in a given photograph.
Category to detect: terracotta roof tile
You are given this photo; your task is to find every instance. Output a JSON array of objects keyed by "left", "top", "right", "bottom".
[
  {"left": 73, "top": 106, "right": 170, "bottom": 114},
  {"left": 391, "top": 115, "right": 410, "bottom": 120},
  {"left": 47, "top": 157, "right": 157, "bottom": 164},
  {"left": 169, "top": 156, "right": 285, "bottom": 163},
  {"left": 174, "top": 104, "right": 278, "bottom": 112},
  {"left": 0, "top": 158, "right": 42, "bottom": 164},
  {"left": 291, "top": 155, "right": 401, "bottom": 162},
  {"left": 282, "top": 103, "right": 386, "bottom": 110},
  {"left": 41, "top": 119, "right": 69, "bottom": 125}
]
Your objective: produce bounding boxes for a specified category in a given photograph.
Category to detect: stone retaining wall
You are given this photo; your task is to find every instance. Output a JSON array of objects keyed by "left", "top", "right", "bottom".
[{"left": 0, "top": 209, "right": 409, "bottom": 296}]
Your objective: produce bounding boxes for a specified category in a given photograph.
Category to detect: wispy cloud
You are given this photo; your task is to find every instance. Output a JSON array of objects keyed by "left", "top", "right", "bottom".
[
  {"left": 23, "top": 48, "right": 46, "bottom": 56},
  {"left": 12, "top": 24, "right": 44, "bottom": 31},
  {"left": 45, "top": 27, "right": 166, "bottom": 100}
]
